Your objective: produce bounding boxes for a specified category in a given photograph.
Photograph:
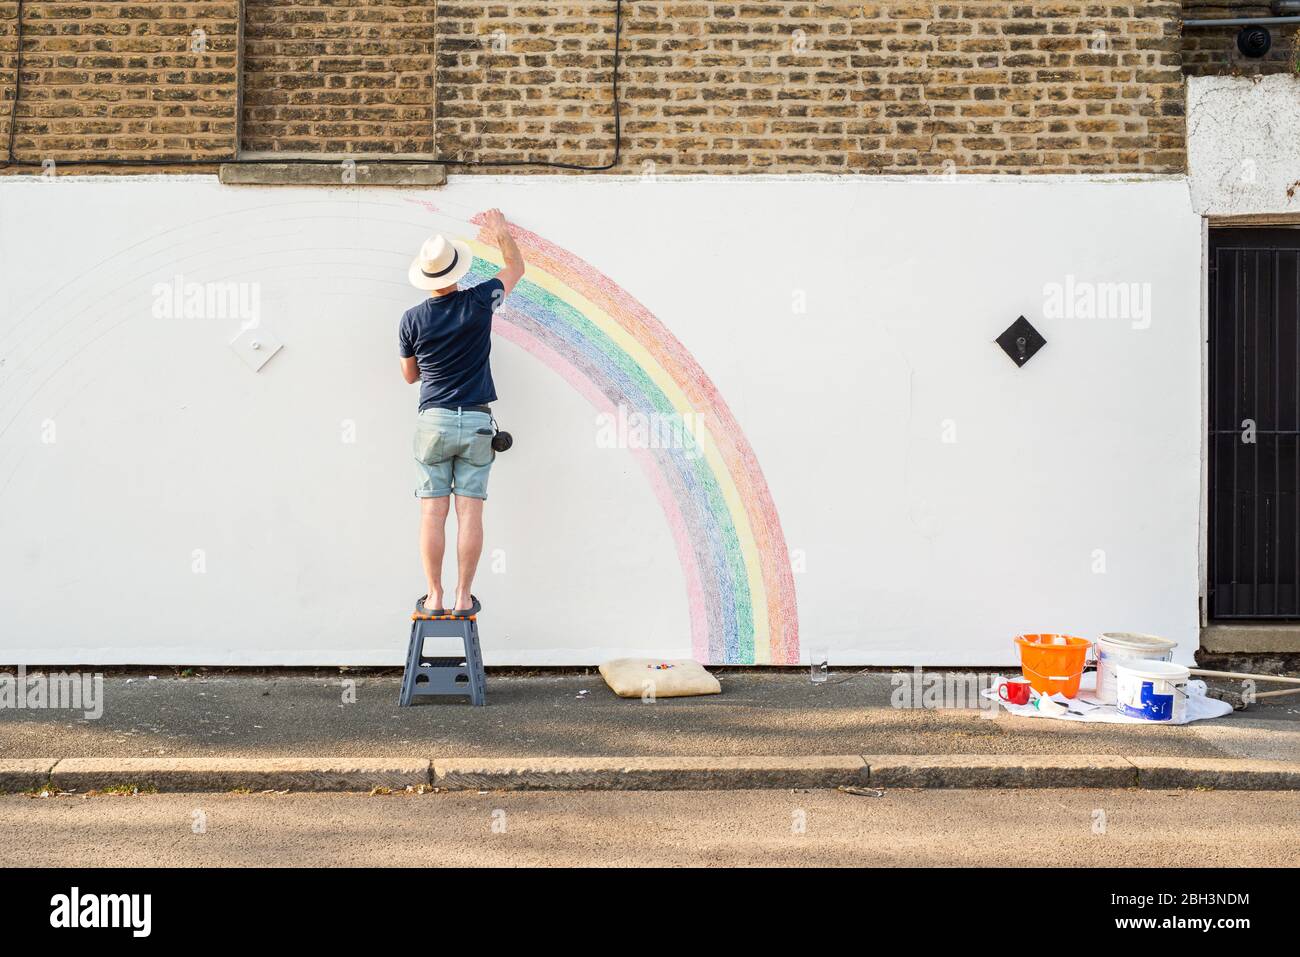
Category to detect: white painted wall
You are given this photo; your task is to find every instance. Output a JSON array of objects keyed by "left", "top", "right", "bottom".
[
  {"left": 1188, "top": 74, "right": 1300, "bottom": 217},
  {"left": 0, "top": 175, "right": 1202, "bottom": 665}
]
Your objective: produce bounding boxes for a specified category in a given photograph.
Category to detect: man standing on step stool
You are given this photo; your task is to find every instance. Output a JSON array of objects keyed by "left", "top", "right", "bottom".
[{"left": 400, "top": 209, "right": 525, "bottom": 617}]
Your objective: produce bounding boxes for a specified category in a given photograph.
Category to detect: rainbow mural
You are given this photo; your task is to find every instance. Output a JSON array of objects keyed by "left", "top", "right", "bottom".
[{"left": 458, "top": 217, "right": 798, "bottom": 665}]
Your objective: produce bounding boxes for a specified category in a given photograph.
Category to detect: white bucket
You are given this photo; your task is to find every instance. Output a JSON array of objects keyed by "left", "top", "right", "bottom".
[
  {"left": 1094, "top": 632, "right": 1177, "bottom": 705},
  {"left": 1115, "top": 660, "right": 1190, "bottom": 723}
]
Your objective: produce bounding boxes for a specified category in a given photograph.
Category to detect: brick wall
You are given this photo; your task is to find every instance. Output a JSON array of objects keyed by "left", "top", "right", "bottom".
[
  {"left": 1181, "top": 1, "right": 1300, "bottom": 76},
  {"left": 0, "top": 1, "right": 239, "bottom": 164},
  {"left": 242, "top": 0, "right": 436, "bottom": 155},
  {"left": 2, "top": 1, "right": 1189, "bottom": 175},
  {"left": 437, "top": 1, "right": 1185, "bottom": 174}
]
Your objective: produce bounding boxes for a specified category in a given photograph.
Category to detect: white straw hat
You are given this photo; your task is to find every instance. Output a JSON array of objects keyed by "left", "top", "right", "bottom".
[{"left": 408, "top": 234, "right": 474, "bottom": 290}]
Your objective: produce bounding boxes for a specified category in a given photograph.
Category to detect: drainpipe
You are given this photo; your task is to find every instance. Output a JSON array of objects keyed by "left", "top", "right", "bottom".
[
  {"left": 1183, "top": 3, "right": 1300, "bottom": 57},
  {"left": 1183, "top": 16, "right": 1300, "bottom": 25}
]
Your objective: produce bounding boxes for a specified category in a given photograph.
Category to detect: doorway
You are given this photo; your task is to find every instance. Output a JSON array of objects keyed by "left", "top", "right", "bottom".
[{"left": 1208, "top": 228, "right": 1300, "bottom": 620}]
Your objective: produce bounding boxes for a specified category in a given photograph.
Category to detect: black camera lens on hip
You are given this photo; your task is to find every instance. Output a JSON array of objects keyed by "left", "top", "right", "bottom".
[{"left": 490, "top": 419, "right": 513, "bottom": 453}]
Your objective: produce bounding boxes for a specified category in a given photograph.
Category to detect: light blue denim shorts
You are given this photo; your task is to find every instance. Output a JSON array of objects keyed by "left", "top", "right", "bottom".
[{"left": 413, "top": 408, "right": 495, "bottom": 500}]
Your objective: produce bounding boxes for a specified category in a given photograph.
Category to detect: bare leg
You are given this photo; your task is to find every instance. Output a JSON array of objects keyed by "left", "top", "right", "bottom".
[
  {"left": 419, "top": 496, "right": 450, "bottom": 610},
  {"left": 453, "top": 495, "right": 485, "bottom": 611}
]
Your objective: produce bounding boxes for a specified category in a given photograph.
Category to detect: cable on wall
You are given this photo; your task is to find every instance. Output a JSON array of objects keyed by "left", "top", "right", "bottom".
[
  {"left": 3, "top": 0, "right": 25, "bottom": 169},
  {"left": 0, "top": 0, "right": 622, "bottom": 171}
]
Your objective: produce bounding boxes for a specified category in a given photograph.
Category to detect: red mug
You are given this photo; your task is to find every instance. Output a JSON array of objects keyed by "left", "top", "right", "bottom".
[{"left": 998, "top": 678, "right": 1032, "bottom": 705}]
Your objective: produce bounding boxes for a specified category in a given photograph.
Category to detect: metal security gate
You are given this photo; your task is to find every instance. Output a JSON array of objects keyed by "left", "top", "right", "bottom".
[{"left": 1208, "top": 228, "right": 1300, "bottom": 619}]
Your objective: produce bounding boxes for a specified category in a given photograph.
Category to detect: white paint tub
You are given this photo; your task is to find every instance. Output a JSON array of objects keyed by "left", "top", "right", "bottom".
[
  {"left": 1115, "top": 660, "right": 1190, "bottom": 723},
  {"left": 1094, "top": 632, "right": 1177, "bottom": 704}
]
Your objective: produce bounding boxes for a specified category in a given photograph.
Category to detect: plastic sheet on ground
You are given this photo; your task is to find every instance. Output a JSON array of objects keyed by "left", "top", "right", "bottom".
[{"left": 982, "top": 673, "right": 1233, "bottom": 725}]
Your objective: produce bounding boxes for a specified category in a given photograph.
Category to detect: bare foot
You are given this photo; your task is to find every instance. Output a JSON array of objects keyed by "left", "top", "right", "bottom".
[
  {"left": 423, "top": 592, "right": 444, "bottom": 614},
  {"left": 453, "top": 592, "right": 473, "bottom": 613}
]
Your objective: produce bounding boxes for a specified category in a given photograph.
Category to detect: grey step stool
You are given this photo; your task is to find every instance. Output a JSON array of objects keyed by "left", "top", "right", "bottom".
[{"left": 399, "top": 596, "right": 486, "bottom": 706}]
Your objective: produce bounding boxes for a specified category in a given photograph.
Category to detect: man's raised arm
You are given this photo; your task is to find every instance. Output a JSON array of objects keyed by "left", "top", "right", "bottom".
[{"left": 482, "top": 208, "right": 524, "bottom": 298}]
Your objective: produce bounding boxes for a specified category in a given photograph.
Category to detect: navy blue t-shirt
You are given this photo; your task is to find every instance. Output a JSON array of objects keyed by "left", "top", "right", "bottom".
[{"left": 399, "top": 278, "right": 503, "bottom": 411}]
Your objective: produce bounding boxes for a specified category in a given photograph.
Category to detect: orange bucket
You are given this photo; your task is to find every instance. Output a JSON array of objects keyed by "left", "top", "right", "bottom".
[{"left": 1014, "top": 634, "right": 1091, "bottom": 698}]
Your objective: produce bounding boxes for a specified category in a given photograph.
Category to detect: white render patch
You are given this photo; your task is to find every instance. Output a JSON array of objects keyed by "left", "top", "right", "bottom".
[
  {"left": 1188, "top": 74, "right": 1300, "bottom": 217},
  {"left": 0, "top": 176, "right": 1202, "bottom": 666}
]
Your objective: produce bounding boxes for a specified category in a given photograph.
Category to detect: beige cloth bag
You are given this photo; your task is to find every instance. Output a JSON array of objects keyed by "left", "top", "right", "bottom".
[{"left": 598, "top": 658, "right": 722, "bottom": 698}]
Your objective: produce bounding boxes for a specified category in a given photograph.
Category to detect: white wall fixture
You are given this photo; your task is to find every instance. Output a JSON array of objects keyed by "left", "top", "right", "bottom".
[{"left": 229, "top": 326, "right": 283, "bottom": 372}]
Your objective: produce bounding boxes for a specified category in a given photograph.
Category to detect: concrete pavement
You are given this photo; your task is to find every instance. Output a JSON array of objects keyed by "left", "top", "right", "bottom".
[
  {"left": 2, "top": 672, "right": 1296, "bottom": 792},
  {"left": 4, "top": 788, "right": 1297, "bottom": 867},
  {"left": 2, "top": 672, "right": 1296, "bottom": 760}
]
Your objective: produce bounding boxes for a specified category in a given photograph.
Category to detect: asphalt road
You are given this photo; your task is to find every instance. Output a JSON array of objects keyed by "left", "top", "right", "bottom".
[
  {"left": 3, "top": 673, "right": 1297, "bottom": 760},
  {"left": 4, "top": 788, "right": 1297, "bottom": 867}
]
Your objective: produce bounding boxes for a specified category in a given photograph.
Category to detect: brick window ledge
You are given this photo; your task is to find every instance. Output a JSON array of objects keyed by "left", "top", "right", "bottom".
[{"left": 219, "top": 158, "right": 446, "bottom": 187}]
